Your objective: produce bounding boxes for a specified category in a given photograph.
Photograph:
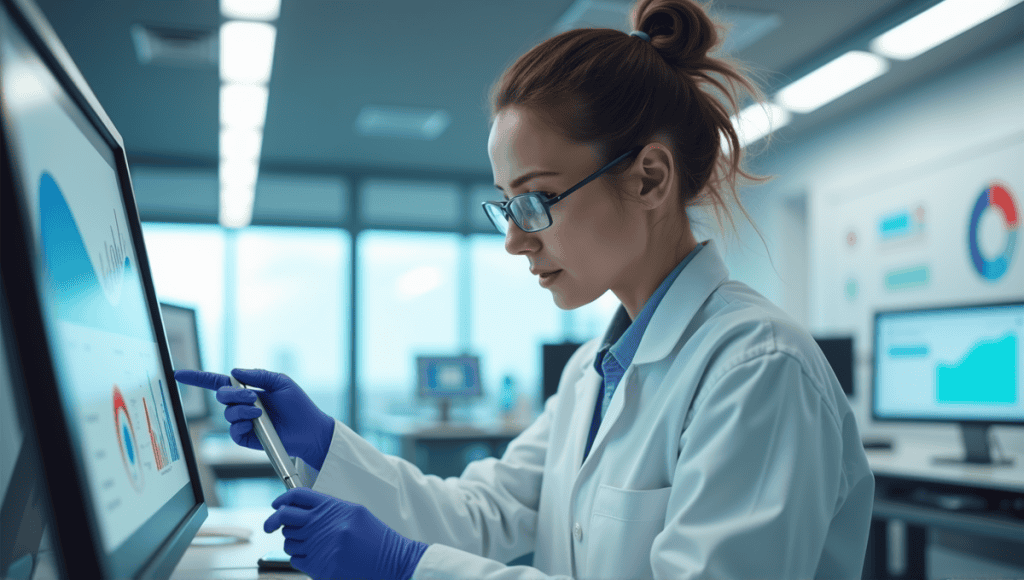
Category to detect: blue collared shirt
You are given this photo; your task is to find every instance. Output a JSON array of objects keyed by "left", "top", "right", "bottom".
[{"left": 583, "top": 241, "right": 705, "bottom": 463}]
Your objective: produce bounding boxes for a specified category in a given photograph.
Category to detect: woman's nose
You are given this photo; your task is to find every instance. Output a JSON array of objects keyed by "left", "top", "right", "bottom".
[{"left": 504, "top": 221, "right": 535, "bottom": 255}]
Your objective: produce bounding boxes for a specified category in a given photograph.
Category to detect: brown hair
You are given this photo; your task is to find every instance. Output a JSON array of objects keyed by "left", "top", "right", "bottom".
[{"left": 489, "top": 0, "right": 772, "bottom": 244}]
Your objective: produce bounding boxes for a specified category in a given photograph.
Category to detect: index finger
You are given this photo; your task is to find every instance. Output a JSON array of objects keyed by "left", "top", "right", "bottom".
[{"left": 173, "top": 370, "right": 232, "bottom": 391}]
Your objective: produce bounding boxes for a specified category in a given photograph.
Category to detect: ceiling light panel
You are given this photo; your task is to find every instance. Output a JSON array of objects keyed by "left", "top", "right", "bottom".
[
  {"left": 219, "top": 21, "right": 276, "bottom": 84},
  {"left": 220, "top": 83, "right": 268, "bottom": 128},
  {"left": 775, "top": 51, "right": 889, "bottom": 114},
  {"left": 355, "top": 106, "right": 451, "bottom": 140},
  {"left": 870, "top": 0, "right": 1024, "bottom": 60},
  {"left": 732, "top": 102, "right": 792, "bottom": 149},
  {"left": 220, "top": 0, "right": 281, "bottom": 21}
]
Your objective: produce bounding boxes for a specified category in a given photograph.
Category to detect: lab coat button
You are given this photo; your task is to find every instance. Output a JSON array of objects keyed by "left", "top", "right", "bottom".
[{"left": 573, "top": 522, "right": 583, "bottom": 541}]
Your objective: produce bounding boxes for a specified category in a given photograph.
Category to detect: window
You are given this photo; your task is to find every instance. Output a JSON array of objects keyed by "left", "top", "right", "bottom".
[
  {"left": 469, "top": 234, "right": 563, "bottom": 416},
  {"left": 357, "top": 231, "right": 459, "bottom": 431},
  {"left": 141, "top": 223, "right": 226, "bottom": 374},
  {"left": 234, "top": 227, "right": 351, "bottom": 424}
]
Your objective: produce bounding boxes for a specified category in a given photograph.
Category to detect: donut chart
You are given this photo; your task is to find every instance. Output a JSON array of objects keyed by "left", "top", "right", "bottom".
[
  {"left": 113, "top": 385, "right": 144, "bottom": 493},
  {"left": 968, "top": 183, "right": 1018, "bottom": 281}
]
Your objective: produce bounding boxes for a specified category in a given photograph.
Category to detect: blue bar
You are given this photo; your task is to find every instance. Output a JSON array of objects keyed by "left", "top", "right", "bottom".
[
  {"left": 885, "top": 265, "right": 930, "bottom": 290},
  {"left": 879, "top": 211, "right": 910, "bottom": 239},
  {"left": 889, "top": 345, "right": 929, "bottom": 358}
]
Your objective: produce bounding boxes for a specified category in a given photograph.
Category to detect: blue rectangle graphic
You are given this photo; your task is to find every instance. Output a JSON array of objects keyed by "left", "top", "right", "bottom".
[{"left": 889, "top": 345, "right": 930, "bottom": 358}]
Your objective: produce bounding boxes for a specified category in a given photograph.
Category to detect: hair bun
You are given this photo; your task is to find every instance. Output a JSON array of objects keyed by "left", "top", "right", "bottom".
[{"left": 630, "top": 0, "right": 722, "bottom": 68}]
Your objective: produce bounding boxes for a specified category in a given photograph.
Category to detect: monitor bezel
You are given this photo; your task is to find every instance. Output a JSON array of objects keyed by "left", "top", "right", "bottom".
[
  {"left": 0, "top": 0, "right": 207, "bottom": 578},
  {"left": 416, "top": 355, "right": 484, "bottom": 399},
  {"left": 871, "top": 298, "right": 1024, "bottom": 426}
]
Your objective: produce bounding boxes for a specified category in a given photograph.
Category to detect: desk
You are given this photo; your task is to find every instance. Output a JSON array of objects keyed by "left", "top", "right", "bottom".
[
  {"left": 864, "top": 441, "right": 1024, "bottom": 579},
  {"left": 370, "top": 420, "right": 527, "bottom": 479},
  {"left": 171, "top": 507, "right": 307, "bottom": 580}
]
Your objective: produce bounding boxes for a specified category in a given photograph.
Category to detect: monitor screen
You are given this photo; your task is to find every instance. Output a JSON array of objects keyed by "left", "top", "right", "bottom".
[
  {"left": 873, "top": 301, "right": 1024, "bottom": 423},
  {"left": 159, "top": 302, "right": 209, "bottom": 420},
  {"left": 542, "top": 342, "right": 582, "bottom": 402},
  {"left": 813, "top": 337, "right": 854, "bottom": 396},
  {"left": 417, "top": 355, "right": 482, "bottom": 399},
  {"left": 0, "top": 0, "right": 205, "bottom": 577}
]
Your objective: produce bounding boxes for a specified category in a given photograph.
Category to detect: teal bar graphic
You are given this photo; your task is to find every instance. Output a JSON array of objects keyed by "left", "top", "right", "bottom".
[
  {"left": 889, "top": 344, "right": 929, "bottom": 357},
  {"left": 936, "top": 334, "right": 1017, "bottom": 404},
  {"left": 885, "top": 265, "right": 930, "bottom": 290},
  {"left": 880, "top": 211, "right": 910, "bottom": 240}
]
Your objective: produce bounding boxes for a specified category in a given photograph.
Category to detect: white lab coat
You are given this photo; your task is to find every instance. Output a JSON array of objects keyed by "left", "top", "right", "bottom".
[{"left": 296, "top": 239, "right": 875, "bottom": 580}]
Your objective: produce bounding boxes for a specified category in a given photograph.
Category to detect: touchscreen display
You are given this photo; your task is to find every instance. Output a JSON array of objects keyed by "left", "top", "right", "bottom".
[{"left": 1, "top": 23, "right": 190, "bottom": 553}]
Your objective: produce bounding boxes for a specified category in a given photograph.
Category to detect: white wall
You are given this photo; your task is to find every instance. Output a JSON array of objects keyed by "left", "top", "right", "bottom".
[{"left": 717, "top": 37, "right": 1024, "bottom": 455}]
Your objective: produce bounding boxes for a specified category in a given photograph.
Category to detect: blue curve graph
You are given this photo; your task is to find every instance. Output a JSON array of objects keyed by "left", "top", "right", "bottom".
[
  {"left": 39, "top": 172, "right": 153, "bottom": 340},
  {"left": 936, "top": 333, "right": 1017, "bottom": 404}
]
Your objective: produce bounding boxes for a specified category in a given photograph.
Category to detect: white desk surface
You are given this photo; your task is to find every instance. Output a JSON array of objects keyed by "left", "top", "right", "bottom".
[
  {"left": 865, "top": 439, "right": 1024, "bottom": 492},
  {"left": 172, "top": 507, "right": 309, "bottom": 580}
]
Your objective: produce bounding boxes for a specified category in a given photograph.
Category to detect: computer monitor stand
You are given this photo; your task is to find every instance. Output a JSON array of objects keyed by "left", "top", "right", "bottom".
[
  {"left": 437, "top": 399, "right": 451, "bottom": 424},
  {"left": 933, "top": 422, "right": 1013, "bottom": 466}
]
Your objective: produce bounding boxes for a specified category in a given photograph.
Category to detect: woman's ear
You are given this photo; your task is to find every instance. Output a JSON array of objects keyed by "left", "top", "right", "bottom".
[{"left": 631, "top": 142, "right": 675, "bottom": 210}]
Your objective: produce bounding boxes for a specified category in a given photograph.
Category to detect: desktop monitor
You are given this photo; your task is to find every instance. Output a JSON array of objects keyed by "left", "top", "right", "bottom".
[
  {"left": 416, "top": 355, "right": 482, "bottom": 423},
  {"left": 813, "top": 336, "right": 854, "bottom": 396},
  {"left": 159, "top": 302, "right": 210, "bottom": 421},
  {"left": 542, "top": 342, "right": 583, "bottom": 402},
  {"left": 872, "top": 300, "right": 1024, "bottom": 465},
  {"left": 0, "top": 0, "right": 207, "bottom": 577}
]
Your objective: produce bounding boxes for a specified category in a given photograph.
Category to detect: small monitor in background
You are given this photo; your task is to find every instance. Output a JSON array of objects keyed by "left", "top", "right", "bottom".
[
  {"left": 416, "top": 355, "right": 482, "bottom": 423},
  {"left": 160, "top": 302, "right": 209, "bottom": 421},
  {"left": 814, "top": 336, "right": 854, "bottom": 396},
  {"left": 542, "top": 342, "right": 583, "bottom": 402}
]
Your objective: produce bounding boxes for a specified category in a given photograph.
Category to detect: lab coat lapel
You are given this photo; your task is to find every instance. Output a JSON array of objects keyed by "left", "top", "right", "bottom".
[
  {"left": 578, "top": 240, "right": 730, "bottom": 468},
  {"left": 570, "top": 364, "right": 602, "bottom": 473},
  {"left": 632, "top": 239, "right": 730, "bottom": 366}
]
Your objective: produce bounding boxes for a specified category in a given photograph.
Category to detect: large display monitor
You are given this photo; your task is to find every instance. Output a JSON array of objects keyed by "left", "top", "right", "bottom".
[
  {"left": 0, "top": 0, "right": 207, "bottom": 577},
  {"left": 872, "top": 300, "right": 1024, "bottom": 465}
]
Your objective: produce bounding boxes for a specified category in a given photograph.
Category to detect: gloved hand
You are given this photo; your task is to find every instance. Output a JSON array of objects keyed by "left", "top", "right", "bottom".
[
  {"left": 174, "top": 368, "right": 335, "bottom": 470},
  {"left": 265, "top": 487, "right": 428, "bottom": 580}
]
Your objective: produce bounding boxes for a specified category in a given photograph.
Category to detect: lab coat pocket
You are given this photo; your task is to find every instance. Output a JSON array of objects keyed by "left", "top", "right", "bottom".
[{"left": 587, "top": 485, "right": 672, "bottom": 579}]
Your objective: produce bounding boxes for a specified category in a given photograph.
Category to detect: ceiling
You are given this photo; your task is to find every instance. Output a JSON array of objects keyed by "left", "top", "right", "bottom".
[{"left": 30, "top": 0, "right": 1024, "bottom": 183}]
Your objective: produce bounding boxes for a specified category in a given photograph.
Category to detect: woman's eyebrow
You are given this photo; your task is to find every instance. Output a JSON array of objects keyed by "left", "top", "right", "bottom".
[{"left": 494, "top": 170, "right": 561, "bottom": 195}]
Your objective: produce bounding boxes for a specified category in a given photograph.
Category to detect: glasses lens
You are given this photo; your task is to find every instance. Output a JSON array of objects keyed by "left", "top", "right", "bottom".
[
  {"left": 483, "top": 203, "right": 509, "bottom": 234},
  {"left": 511, "top": 194, "right": 550, "bottom": 232}
]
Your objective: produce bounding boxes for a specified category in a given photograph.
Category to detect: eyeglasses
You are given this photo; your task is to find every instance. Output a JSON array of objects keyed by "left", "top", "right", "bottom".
[{"left": 482, "top": 146, "right": 643, "bottom": 235}]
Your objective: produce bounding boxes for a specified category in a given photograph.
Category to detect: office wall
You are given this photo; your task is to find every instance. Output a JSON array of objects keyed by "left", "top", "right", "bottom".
[{"left": 729, "top": 37, "right": 1024, "bottom": 454}]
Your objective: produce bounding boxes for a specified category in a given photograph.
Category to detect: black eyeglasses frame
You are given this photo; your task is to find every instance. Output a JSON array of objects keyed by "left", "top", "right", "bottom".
[{"left": 482, "top": 145, "right": 644, "bottom": 234}]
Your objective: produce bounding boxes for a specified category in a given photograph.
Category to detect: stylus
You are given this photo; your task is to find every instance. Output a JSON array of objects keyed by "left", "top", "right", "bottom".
[{"left": 230, "top": 376, "right": 303, "bottom": 489}]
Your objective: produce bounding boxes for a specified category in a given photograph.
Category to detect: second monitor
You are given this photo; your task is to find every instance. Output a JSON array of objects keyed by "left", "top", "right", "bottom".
[{"left": 416, "top": 355, "right": 482, "bottom": 424}]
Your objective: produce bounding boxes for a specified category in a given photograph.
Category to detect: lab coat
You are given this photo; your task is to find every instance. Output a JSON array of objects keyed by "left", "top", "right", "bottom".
[{"left": 296, "top": 239, "right": 875, "bottom": 580}]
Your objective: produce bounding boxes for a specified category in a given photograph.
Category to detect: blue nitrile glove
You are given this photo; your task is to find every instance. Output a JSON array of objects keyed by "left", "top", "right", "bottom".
[
  {"left": 264, "top": 487, "right": 428, "bottom": 580},
  {"left": 174, "top": 368, "right": 335, "bottom": 470}
]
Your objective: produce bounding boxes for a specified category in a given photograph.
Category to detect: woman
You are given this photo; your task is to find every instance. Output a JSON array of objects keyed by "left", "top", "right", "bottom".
[{"left": 177, "top": 0, "right": 874, "bottom": 578}]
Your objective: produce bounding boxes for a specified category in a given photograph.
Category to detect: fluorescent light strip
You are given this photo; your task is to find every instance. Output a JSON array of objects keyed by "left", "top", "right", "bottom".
[
  {"left": 775, "top": 51, "right": 889, "bottom": 114},
  {"left": 218, "top": 20, "right": 274, "bottom": 228},
  {"left": 220, "top": 21, "right": 276, "bottom": 84},
  {"left": 220, "top": 84, "right": 268, "bottom": 129},
  {"left": 871, "top": 0, "right": 1024, "bottom": 60},
  {"left": 732, "top": 102, "right": 792, "bottom": 149},
  {"left": 219, "top": 185, "right": 257, "bottom": 229},
  {"left": 220, "top": 0, "right": 281, "bottom": 21}
]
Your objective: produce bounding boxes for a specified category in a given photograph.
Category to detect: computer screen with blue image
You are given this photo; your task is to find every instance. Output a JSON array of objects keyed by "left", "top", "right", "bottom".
[
  {"left": 0, "top": 0, "right": 205, "bottom": 576},
  {"left": 873, "top": 301, "right": 1023, "bottom": 423}
]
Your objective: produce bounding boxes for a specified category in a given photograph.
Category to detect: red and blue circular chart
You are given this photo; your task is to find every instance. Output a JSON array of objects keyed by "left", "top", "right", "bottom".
[
  {"left": 968, "top": 182, "right": 1018, "bottom": 281},
  {"left": 113, "top": 385, "right": 144, "bottom": 493}
]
